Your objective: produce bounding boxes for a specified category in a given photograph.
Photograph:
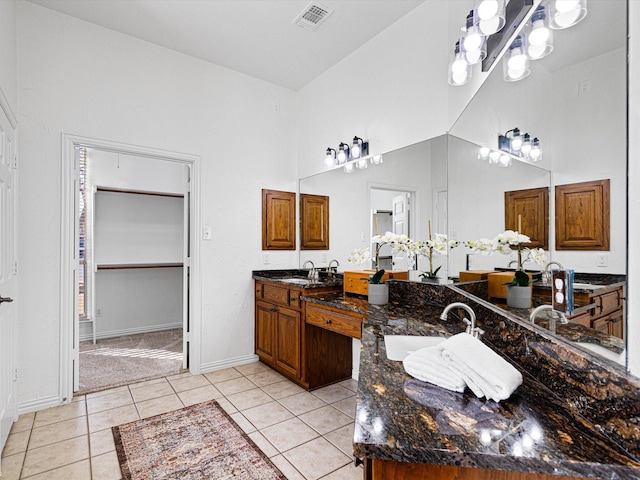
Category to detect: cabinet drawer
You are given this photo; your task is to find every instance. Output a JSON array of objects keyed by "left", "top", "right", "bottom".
[
  {"left": 259, "top": 283, "right": 301, "bottom": 310},
  {"left": 306, "top": 304, "right": 363, "bottom": 339},
  {"left": 594, "top": 290, "right": 622, "bottom": 317}
]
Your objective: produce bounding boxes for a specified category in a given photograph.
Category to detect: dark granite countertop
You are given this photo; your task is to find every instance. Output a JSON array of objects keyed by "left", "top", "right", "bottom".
[
  {"left": 252, "top": 269, "right": 343, "bottom": 289},
  {"left": 352, "top": 300, "right": 640, "bottom": 479}
]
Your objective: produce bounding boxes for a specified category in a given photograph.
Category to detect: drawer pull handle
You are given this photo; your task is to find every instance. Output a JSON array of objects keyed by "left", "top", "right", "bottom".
[{"left": 326, "top": 319, "right": 332, "bottom": 325}]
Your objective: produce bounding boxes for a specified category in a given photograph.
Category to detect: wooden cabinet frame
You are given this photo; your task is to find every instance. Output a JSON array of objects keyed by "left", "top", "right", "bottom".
[
  {"left": 504, "top": 186, "right": 549, "bottom": 249},
  {"left": 300, "top": 193, "right": 329, "bottom": 250},
  {"left": 555, "top": 179, "right": 610, "bottom": 250},
  {"left": 262, "top": 189, "right": 296, "bottom": 250}
]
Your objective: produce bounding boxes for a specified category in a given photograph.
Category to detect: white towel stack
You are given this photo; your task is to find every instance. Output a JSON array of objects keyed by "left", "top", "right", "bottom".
[{"left": 403, "top": 333, "right": 523, "bottom": 402}]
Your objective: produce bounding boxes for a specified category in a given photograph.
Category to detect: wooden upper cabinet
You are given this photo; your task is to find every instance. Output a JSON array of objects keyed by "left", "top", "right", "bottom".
[
  {"left": 504, "top": 187, "right": 549, "bottom": 249},
  {"left": 262, "top": 189, "right": 296, "bottom": 250},
  {"left": 300, "top": 193, "right": 329, "bottom": 250},
  {"left": 555, "top": 179, "right": 610, "bottom": 251}
]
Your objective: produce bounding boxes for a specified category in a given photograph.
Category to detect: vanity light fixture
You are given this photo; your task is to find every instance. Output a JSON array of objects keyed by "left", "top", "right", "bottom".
[
  {"left": 325, "top": 147, "right": 336, "bottom": 168},
  {"left": 448, "top": 40, "right": 472, "bottom": 86},
  {"left": 337, "top": 142, "right": 350, "bottom": 164},
  {"left": 351, "top": 136, "right": 369, "bottom": 159},
  {"left": 475, "top": 0, "right": 506, "bottom": 35},
  {"left": 525, "top": 5, "right": 553, "bottom": 60},
  {"left": 503, "top": 35, "right": 530, "bottom": 82},
  {"left": 498, "top": 127, "right": 542, "bottom": 161},
  {"left": 548, "top": 0, "right": 587, "bottom": 30},
  {"left": 463, "top": 10, "right": 488, "bottom": 66}
]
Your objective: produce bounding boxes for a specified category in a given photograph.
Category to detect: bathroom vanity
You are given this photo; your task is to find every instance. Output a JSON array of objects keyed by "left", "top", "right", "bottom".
[
  {"left": 253, "top": 270, "right": 365, "bottom": 390},
  {"left": 352, "top": 281, "right": 640, "bottom": 480}
]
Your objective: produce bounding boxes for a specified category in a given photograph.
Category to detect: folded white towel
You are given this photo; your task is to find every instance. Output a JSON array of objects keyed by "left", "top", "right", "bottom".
[
  {"left": 403, "top": 345, "right": 467, "bottom": 393},
  {"left": 440, "top": 333, "right": 523, "bottom": 402}
]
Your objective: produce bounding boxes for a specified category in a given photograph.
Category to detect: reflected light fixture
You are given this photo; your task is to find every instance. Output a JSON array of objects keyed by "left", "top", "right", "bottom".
[
  {"left": 351, "top": 136, "right": 369, "bottom": 159},
  {"left": 526, "top": 5, "right": 553, "bottom": 60},
  {"left": 449, "top": 40, "right": 472, "bottom": 86},
  {"left": 478, "top": 146, "right": 491, "bottom": 160},
  {"left": 371, "top": 154, "right": 383, "bottom": 165},
  {"left": 344, "top": 162, "right": 354, "bottom": 173},
  {"left": 325, "top": 147, "right": 336, "bottom": 168},
  {"left": 498, "top": 127, "right": 542, "bottom": 161},
  {"left": 463, "top": 11, "right": 488, "bottom": 66},
  {"left": 337, "top": 142, "right": 350, "bottom": 164},
  {"left": 549, "top": 0, "right": 587, "bottom": 30},
  {"left": 503, "top": 35, "right": 530, "bottom": 82},
  {"left": 475, "top": 0, "right": 506, "bottom": 35}
]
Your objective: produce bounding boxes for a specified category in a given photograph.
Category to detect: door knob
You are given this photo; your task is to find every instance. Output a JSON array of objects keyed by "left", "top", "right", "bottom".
[{"left": 0, "top": 296, "right": 14, "bottom": 304}]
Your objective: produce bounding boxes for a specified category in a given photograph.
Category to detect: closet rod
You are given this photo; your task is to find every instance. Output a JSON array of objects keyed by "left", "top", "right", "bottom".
[{"left": 96, "top": 187, "right": 184, "bottom": 198}]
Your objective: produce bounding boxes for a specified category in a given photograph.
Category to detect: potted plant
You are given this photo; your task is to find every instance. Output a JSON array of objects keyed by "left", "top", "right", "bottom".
[
  {"left": 414, "top": 223, "right": 459, "bottom": 282},
  {"left": 366, "top": 269, "right": 388, "bottom": 305},
  {"left": 466, "top": 229, "right": 547, "bottom": 309}
]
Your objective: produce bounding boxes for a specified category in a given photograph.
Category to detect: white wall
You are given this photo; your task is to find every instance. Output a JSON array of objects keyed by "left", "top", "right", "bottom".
[
  {"left": 296, "top": 1, "right": 451, "bottom": 180},
  {"left": 16, "top": 1, "right": 297, "bottom": 408},
  {"left": 0, "top": 0, "right": 17, "bottom": 116}
]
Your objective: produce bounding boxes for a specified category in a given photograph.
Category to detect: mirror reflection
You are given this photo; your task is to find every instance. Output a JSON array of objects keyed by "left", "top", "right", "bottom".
[{"left": 298, "top": 0, "right": 627, "bottom": 369}]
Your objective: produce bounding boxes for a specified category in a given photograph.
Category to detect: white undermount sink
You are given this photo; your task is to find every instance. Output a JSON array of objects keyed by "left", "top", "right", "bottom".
[{"left": 384, "top": 335, "right": 446, "bottom": 361}]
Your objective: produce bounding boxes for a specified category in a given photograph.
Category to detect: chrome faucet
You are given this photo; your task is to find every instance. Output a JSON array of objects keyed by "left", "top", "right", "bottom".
[
  {"left": 328, "top": 259, "right": 340, "bottom": 272},
  {"left": 302, "top": 260, "right": 317, "bottom": 280},
  {"left": 542, "top": 261, "right": 564, "bottom": 283},
  {"left": 440, "top": 302, "right": 483, "bottom": 339},
  {"left": 529, "top": 304, "right": 568, "bottom": 335}
]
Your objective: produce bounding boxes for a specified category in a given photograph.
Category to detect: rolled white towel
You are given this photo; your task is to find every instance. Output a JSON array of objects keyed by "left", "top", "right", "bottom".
[
  {"left": 440, "top": 333, "right": 523, "bottom": 402},
  {"left": 403, "top": 345, "right": 467, "bottom": 393}
]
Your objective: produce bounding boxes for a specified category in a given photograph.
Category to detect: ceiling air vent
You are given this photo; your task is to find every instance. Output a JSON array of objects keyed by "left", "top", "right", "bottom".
[{"left": 292, "top": 2, "right": 333, "bottom": 31}]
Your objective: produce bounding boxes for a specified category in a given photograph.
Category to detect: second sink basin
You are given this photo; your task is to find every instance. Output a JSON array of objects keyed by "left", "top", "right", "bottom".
[
  {"left": 279, "top": 278, "right": 312, "bottom": 285},
  {"left": 384, "top": 335, "right": 446, "bottom": 361}
]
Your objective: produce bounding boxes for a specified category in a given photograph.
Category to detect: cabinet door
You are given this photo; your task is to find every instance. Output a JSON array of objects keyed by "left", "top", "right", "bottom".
[
  {"left": 300, "top": 193, "right": 329, "bottom": 250},
  {"left": 262, "top": 189, "right": 296, "bottom": 250},
  {"left": 256, "top": 301, "right": 277, "bottom": 363},
  {"left": 275, "top": 306, "right": 301, "bottom": 378}
]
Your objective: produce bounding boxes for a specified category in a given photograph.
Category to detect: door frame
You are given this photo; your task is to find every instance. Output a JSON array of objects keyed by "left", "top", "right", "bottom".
[{"left": 60, "top": 134, "right": 201, "bottom": 400}]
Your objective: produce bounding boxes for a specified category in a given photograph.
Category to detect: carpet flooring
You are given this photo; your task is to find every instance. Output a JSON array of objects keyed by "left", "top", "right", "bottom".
[
  {"left": 113, "top": 399, "right": 288, "bottom": 480},
  {"left": 79, "top": 328, "right": 185, "bottom": 394}
]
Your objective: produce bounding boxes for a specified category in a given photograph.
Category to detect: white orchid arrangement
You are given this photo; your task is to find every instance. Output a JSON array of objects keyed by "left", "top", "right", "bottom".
[
  {"left": 412, "top": 233, "right": 459, "bottom": 278},
  {"left": 347, "top": 231, "right": 413, "bottom": 272},
  {"left": 465, "top": 229, "right": 547, "bottom": 286}
]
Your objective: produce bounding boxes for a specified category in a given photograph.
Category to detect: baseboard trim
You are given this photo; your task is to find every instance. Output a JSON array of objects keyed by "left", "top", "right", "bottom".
[
  {"left": 200, "top": 354, "right": 259, "bottom": 373},
  {"left": 18, "top": 395, "right": 63, "bottom": 416},
  {"left": 79, "top": 323, "right": 182, "bottom": 342}
]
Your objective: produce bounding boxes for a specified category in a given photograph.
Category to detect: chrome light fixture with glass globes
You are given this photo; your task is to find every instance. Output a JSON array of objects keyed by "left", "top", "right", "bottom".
[
  {"left": 477, "top": 127, "right": 542, "bottom": 167},
  {"left": 449, "top": 0, "right": 587, "bottom": 86},
  {"left": 324, "top": 136, "right": 378, "bottom": 173}
]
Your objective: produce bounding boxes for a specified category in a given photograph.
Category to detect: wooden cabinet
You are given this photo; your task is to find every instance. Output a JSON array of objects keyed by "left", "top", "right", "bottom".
[
  {"left": 343, "top": 270, "right": 408, "bottom": 296},
  {"left": 537, "top": 283, "right": 625, "bottom": 339},
  {"left": 262, "top": 189, "right": 296, "bottom": 250},
  {"left": 255, "top": 281, "right": 304, "bottom": 382},
  {"left": 555, "top": 179, "right": 610, "bottom": 250},
  {"left": 504, "top": 186, "right": 549, "bottom": 249},
  {"left": 300, "top": 193, "right": 329, "bottom": 250},
  {"left": 365, "top": 459, "right": 591, "bottom": 480},
  {"left": 254, "top": 279, "right": 360, "bottom": 389},
  {"left": 306, "top": 303, "right": 363, "bottom": 339}
]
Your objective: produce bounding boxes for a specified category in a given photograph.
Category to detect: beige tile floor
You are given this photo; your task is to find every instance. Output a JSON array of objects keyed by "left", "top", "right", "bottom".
[{"left": 1, "top": 362, "right": 363, "bottom": 480}]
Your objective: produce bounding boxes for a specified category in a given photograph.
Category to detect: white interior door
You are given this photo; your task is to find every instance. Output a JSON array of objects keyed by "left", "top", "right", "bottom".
[
  {"left": 0, "top": 110, "right": 17, "bottom": 457},
  {"left": 392, "top": 193, "right": 409, "bottom": 270},
  {"left": 183, "top": 165, "right": 190, "bottom": 369}
]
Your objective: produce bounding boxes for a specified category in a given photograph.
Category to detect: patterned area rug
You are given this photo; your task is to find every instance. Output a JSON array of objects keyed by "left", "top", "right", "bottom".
[{"left": 112, "top": 400, "right": 287, "bottom": 480}]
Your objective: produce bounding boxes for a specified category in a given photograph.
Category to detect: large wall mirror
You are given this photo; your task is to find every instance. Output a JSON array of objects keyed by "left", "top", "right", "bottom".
[{"left": 298, "top": 0, "right": 628, "bottom": 370}]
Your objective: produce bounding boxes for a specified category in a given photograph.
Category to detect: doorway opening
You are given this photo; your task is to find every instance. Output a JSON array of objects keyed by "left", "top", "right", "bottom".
[
  {"left": 369, "top": 185, "right": 419, "bottom": 277},
  {"left": 61, "top": 135, "right": 201, "bottom": 400}
]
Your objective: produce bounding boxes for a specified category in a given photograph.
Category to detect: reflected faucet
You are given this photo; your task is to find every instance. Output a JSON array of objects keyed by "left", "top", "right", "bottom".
[
  {"left": 542, "top": 261, "right": 564, "bottom": 283},
  {"left": 328, "top": 259, "right": 340, "bottom": 272},
  {"left": 440, "top": 302, "right": 483, "bottom": 339},
  {"left": 302, "top": 260, "right": 317, "bottom": 280},
  {"left": 529, "top": 304, "right": 568, "bottom": 335}
]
